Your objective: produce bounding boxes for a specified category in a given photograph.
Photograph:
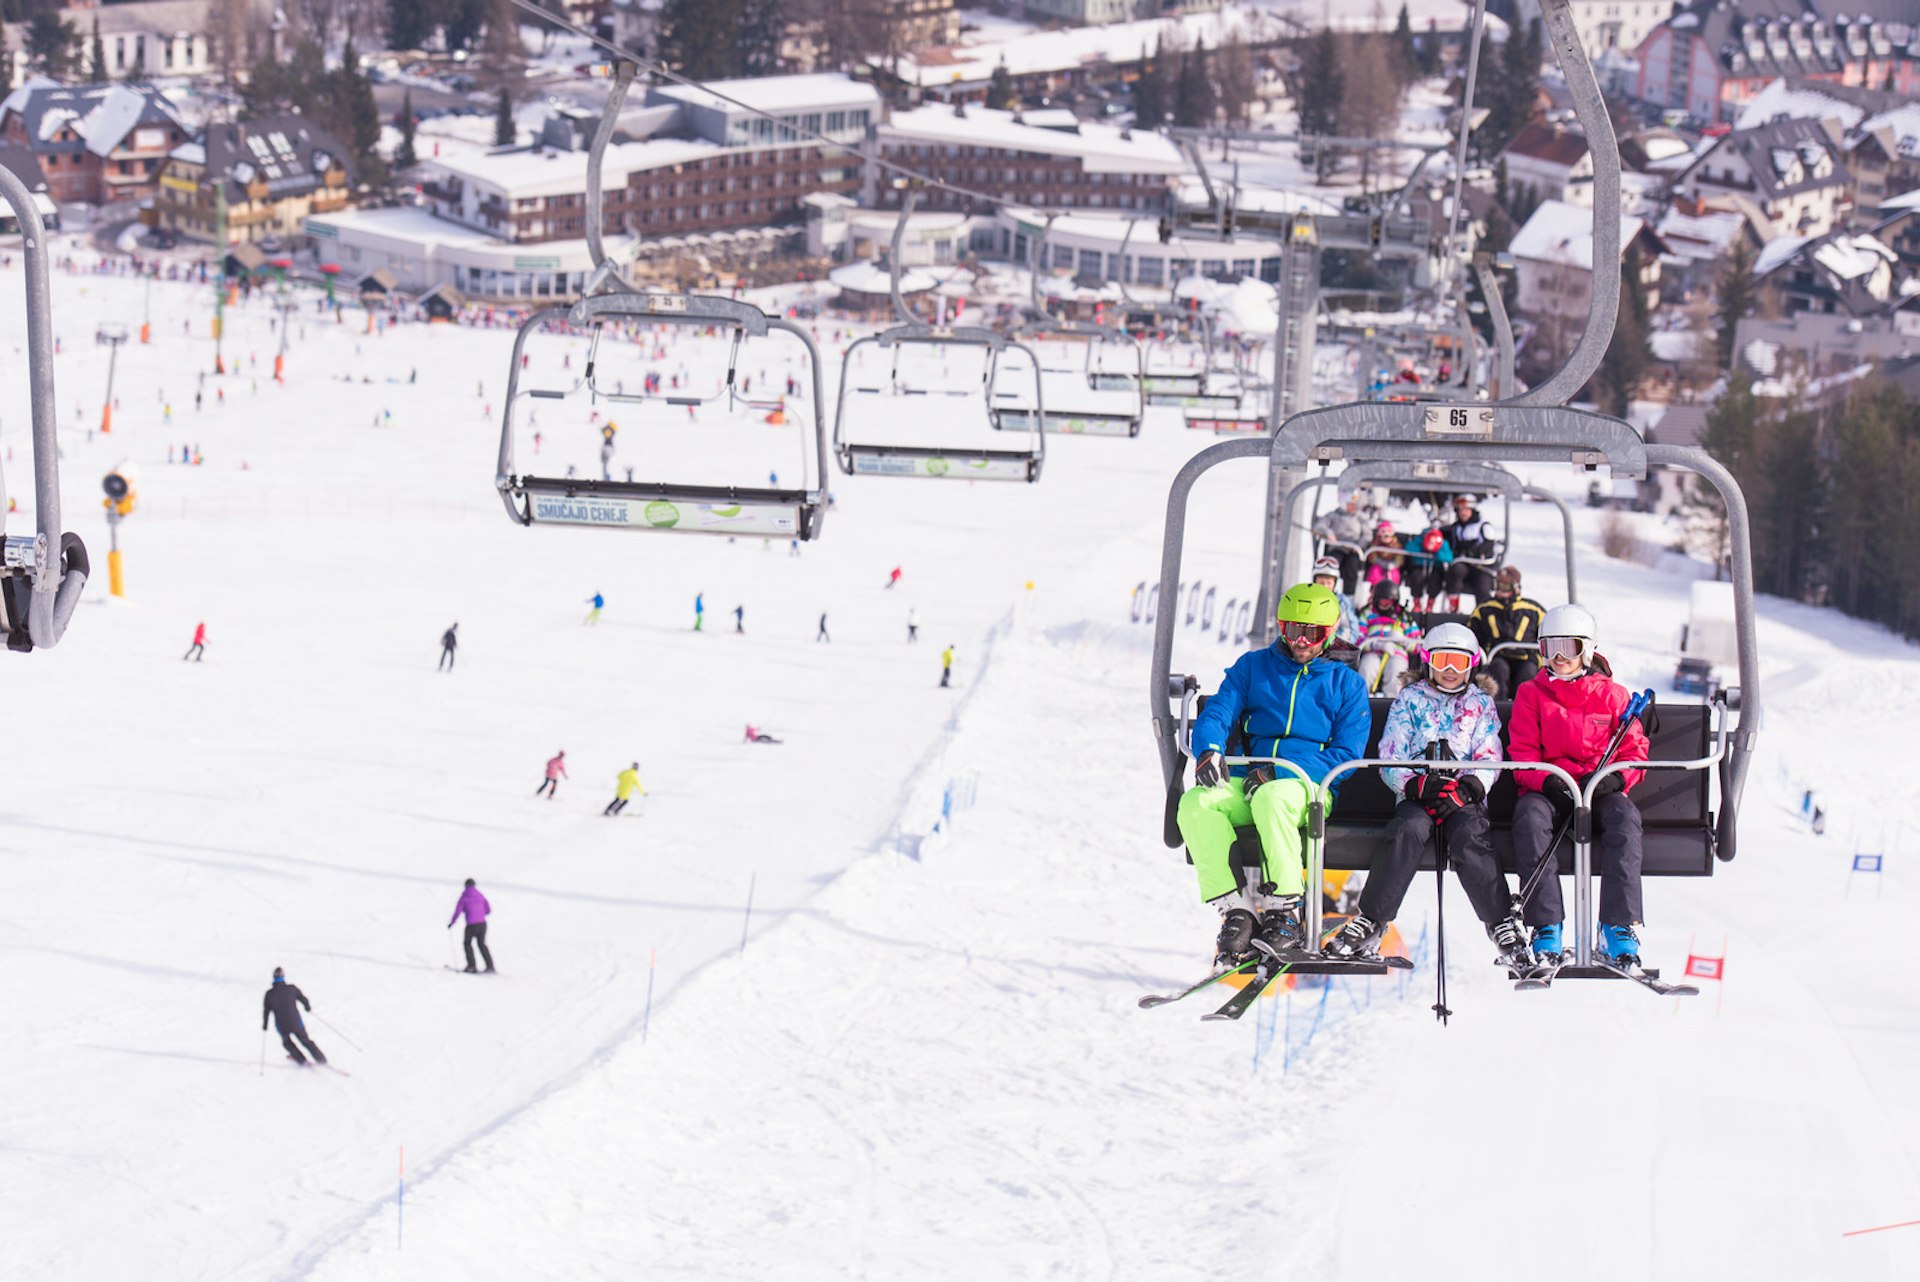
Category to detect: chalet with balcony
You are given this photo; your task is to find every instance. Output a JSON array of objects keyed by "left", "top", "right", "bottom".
[
  {"left": 152, "top": 116, "right": 352, "bottom": 245},
  {"left": 0, "top": 79, "right": 187, "bottom": 204},
  {"left": 1672, "top": 115, "right": 1855, "bottom": 242}
]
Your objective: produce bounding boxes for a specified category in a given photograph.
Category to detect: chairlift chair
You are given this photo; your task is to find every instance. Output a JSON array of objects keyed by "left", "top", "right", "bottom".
[
  {"left": 830, "top": 187, "right": 1048, "bottom": 482},
  {"left": 496, "top": 292, "right": 831, "bottom": 538},
  {"left": 1150, "top": 0, "right": 1761, "bottom": 980},
  {"left": 0, "top": 163, "right": 88, "bottom": 652}
]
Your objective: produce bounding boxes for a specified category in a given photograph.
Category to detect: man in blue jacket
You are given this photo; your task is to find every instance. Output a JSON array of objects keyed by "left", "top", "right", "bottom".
[{"left": 1178, "top": 582, "right": 1372, "bottom": 964}]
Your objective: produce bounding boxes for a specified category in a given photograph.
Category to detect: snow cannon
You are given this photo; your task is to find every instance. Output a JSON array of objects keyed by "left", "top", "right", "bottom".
[{"left": 102, "top": 465, "right": 138, "bottom": 598}]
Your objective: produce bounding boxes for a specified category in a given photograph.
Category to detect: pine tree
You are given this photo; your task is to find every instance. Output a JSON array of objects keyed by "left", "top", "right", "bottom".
[
  {"left": 737, "top": 0, "right": 782, "bottom": 77},
  {"left": 396, "top": 88, "right": 418, "bottom": 169},
  {"left": 388, "top": 0, "right": 432, "bottom": 52},
  {"left": 494, "top": 84, "right": 514, "bottom": 145},
  {"left": 24, "top": 12, "right": 78, "bottom": 79},
  {"left": 337, "top": 38, "right": 384, "bottom": 178},
  {"left": 986, "top": 60, "right": 1015, "bottom": 111},
  {"left": 661, "top": 0, "right": 743, "bottom": 79},
  {"left": 1133, "top": 37, "right": 1170, "bottom": 129},
  {"left": 1712, "top": 238, "right": 1756, "bottom": 368},
  {"left": 89, "top": 13, "right": 105, "bottom": 81},
  {"left": 0, "top": 20, "right": 10, "bottom": 95},
  {"left": 1391, "top": 3, "right": 1417, "bottom": 87},
  {"left": 444, "top": 0, "right": 487, "bottom": 53},
  {"left": 1173, "top": 39, "right": 1217, "bottom": 128},
  {"left": 1594, "top": 245, "right": 1653, "bottom": 417},
  {"left": 1296, "top": 28, "right": 1343, "bottom": 181}
]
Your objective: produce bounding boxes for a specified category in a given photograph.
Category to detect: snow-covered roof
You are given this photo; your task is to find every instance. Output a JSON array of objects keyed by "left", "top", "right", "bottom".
[
  {"left": 0, "top": 79, "right": 183, "bottom": 156},
  {"left": 38, "top": 109, "right": 79, "bottom": 143},
  {"left": 1509, "top": 199, "right": 1645, "bottom": 271},
  {"left": 827, "top": 261, "right": 936, "bottom": 295},
  {"left": 1656, "top": 207, "right": 1748, "bottom": 261},
  {"left": 1734, "top": 79, "right": 1863, "bottom": 133},
  {"left": 170, "top": 142, "right": 207, "bottom": 165},
  {"left": 649, "top": 74, "right": 880, "bottom": 116},
  {"left": 1754, "top": 234, "right": 1810, "bottom": 276},
  {"left": 426, "top": 138, "right": 721, "bottom": 199},
  {"left": 886, "top": 6, "right": 1295, "bottom": 89},
  {"left": 880, "top": 106, "right": 1184, "bottom": 175},
  {"left": 1810, "top": 234, "right": 1897, "bottom": 282},
  {"left": 1882, "top": 186, "right": 1920, "bottom": 212},
  {"left": 1001, "top": 206, "right": 1283, "bottom": 256}
]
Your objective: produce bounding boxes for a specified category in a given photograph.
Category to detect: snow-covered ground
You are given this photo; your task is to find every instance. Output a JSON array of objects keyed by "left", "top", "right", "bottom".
[{"left": 3, "top": 249, "right": 1916, "bottom": 1280}]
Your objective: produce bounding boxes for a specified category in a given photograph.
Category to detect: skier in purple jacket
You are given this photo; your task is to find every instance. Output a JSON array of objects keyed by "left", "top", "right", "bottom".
[{"left": 448, "top": 879, "right": 495, "bottom": 973}]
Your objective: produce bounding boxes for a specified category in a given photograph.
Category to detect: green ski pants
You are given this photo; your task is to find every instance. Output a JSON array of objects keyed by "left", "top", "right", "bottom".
[{"left": 1176, "top": 775, "right": 1317, "bottom": 903}]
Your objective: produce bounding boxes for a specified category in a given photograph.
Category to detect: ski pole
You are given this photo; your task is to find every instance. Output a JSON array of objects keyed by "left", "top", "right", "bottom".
[
  {"left": 1426, "top": 740, "right": 1453, "bottom": 1025},
  {"left": 309, "top": 1012, "right": 363, "bottom": 1053}
]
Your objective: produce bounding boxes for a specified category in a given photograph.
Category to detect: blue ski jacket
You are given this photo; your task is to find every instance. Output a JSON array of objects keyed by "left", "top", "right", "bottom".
[{"left": 1190, "top": 645, "right": 1372, "bottom": 792}]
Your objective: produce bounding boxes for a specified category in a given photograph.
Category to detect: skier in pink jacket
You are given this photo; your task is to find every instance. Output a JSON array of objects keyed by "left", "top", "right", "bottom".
[
  {"left": 535, "top": 750, "right": 567, "bottom": 799},
  {"left": 448, "top": 879, "right": 494, "bottom": 973}
]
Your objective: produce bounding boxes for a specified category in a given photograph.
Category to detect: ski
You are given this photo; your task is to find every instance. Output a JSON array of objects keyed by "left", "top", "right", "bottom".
[
  {"left": 1201, "top": 957, "right": 1301, "bottom": 1021},
  {"left": 1138, "top": 958, "right": 1262, "bottom": 1009},
  {"left": 1511, "top": 959, "right": 1563, "bottom": 991},
  {"left": 318, "top": 1063, "right": 352, "bottom": 1077},
  {"left": 444, "top": 966, "right": 497, "bottom": 976},
  {"left": 1595, "top": 958, "right": 1699, "bottom": 997}
]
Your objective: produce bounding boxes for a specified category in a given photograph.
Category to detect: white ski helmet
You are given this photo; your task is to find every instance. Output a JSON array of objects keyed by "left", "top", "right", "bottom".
[
  {"left": 1540, "top": 603, "right": 1597, "bottom": 661},
  {"left": 1423, "top": 621, "right": 1480, "bottom": 662},
  {"left": 1311, "top": 556, "right": 1342, "bottom": 581}
]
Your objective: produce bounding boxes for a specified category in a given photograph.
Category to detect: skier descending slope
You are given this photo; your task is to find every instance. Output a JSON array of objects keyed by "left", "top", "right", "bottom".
[
  {"left": 1508, "top": 604, "right": 1651, "bottom": 971},
  {"left": 604, "top": 763, "right": 645, "bottom": 816},
  {"left": 1327, "top": 622, "right": 1528, "bottom": 969},
  {"left": 1178, "top": 585, "right": 1369, "bottom": 966},
  {"left": 262, "top": 967, "right": 327, "bottom": 1066},
  {"left": 448, "top": 879, "right": 495, "bottom": 973}
]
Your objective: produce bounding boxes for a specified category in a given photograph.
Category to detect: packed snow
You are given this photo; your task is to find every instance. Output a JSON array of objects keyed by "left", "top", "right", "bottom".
[{"left": 1, "top": 245, "right": 1916, "bottom": 1282}]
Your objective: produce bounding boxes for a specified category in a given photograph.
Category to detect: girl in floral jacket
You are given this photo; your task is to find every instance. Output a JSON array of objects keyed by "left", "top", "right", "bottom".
[{"left": 1328, "top": 622, "right": 1528, "bottom": 967}]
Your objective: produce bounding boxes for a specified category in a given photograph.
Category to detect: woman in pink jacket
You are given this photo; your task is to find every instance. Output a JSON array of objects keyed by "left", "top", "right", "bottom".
[
  {"left": 535, "top": 750, "right": 567, "bottom": 799},
  {"left": 1507, "top": 604, "right": 1651, "bottom": 969}
]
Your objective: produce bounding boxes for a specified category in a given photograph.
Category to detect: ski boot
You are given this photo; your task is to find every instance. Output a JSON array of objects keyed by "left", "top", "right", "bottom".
[
  {"left": 1488, "top": 916, "right": 1532, "bottom": 972},
  {"left": 1327, "top": 912, "right": 1385, "bottom": 959},
  {"left": 1213, "top": 907, "right": 1257, "bottom": 969},
  {"left": 1528, "top": 922, "right": 1563, "bottom": 966},
  {"left": 1252, "top": 895, "right": 1306, "bottom": 960},
  {"left": 1597, "top": 923, "right": 1642, "bottom": 969}
]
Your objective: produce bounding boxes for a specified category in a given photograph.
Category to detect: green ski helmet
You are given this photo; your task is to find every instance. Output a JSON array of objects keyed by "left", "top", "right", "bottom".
[{"left": 1275, "top": 582, "right": 1341, "bottom": 629}]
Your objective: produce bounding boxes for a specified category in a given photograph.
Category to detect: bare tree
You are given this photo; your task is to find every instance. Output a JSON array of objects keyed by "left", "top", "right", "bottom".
[
  {"left": 1336, "top": 35, "right": 1401, "bottom": 188},
  {"left": 1217, "top": 32, "right": 1258, "bottom": 129}
]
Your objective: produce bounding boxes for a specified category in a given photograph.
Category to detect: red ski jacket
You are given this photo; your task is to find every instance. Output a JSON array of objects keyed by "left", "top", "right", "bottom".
[{"left": 1507, "top": 657, "right": 1648, "bottom": 795}]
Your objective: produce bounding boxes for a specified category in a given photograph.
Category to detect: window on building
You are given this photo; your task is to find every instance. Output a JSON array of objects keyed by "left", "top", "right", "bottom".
[
  {"left": 827, "top": 111, "right": 846, "bottom": 133},
  {"left": 1232, "top": 259, "right": 1255, "bottom": 277},
  {"left": 1136, "top": 257, "right": 1164, "bottom": 286},
  {"left": 1171, "top": 258, "right": 1194, "bottom": 280},
  {"left": 803, "top": 113, "right": 821, "bottom": 134},
  {"left": 1260, "top": 257, "right": 1281, "bottom": 282},
  {"left": 1052, "top": 244, "right": 1073, "bottom": 269}
]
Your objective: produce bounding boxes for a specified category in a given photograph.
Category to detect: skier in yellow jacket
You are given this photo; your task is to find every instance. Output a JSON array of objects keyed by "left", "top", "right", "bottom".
[{"left": 604, "top": 763, "right": 646, "bottom": 816}]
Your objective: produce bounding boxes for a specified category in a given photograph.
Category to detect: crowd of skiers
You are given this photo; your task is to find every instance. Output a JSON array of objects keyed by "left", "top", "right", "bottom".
[
  {"left": 1311, "top": 490, "right": 1503, "bottom": 612},
  {"left": 1178, "top": 576, "right": 1654, "bottom": 980}
]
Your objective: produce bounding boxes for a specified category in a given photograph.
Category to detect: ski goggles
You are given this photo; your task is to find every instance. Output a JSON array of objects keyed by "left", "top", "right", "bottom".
[
  {"left": 1279, "top": 622, "right": 1332, "bottom": 645},
  {"left": 1427, "top": 650, "right": 1475, "bottom": 675},
  {"left": 1540, "top": 636, "right": 1587, "bottom": 662}
]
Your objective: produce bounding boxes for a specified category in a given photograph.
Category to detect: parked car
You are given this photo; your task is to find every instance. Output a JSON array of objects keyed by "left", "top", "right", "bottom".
[{"left": 1672, "top": 655, "right": 1716, "bottom": 697}]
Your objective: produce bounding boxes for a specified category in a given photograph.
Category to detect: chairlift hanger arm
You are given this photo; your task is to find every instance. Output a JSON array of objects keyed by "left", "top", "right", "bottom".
[
  {"left": 585, "top": 59, "right": 638, "bottom": 291},
  {"left": 0, "top": 159, "right": 87, "bottom": 651}
]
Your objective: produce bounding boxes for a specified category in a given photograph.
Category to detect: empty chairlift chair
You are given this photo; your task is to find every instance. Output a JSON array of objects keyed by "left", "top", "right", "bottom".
[{"left": 495, "top": 292, "right": 832, "bottom": 539}]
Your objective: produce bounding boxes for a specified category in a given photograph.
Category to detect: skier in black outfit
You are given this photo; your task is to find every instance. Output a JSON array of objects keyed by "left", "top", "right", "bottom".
[
  {"left": 262, "top": 967, "right": 327, "bottom": 1065},
  {"left": 1441, "top": 493, "right": 1499, "bottom": 609},
  {"left": 439, "top": 623, "right": 458, "bottom": 671}
]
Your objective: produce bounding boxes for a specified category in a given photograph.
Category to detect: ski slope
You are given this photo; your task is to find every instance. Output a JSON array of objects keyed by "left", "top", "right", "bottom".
[{"left": 2, "top": 251, "right": 1916, "bottom": 1281}]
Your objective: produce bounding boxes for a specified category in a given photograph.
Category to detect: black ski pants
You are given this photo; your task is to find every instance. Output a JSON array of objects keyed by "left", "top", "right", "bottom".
[
  {"left": 1444, "top": 561, "right": 1495, "bottom": 604},
  {"left": 439, "top": 645, "right": 456, "bottom": 671},
  {"left": 536, "top": 778, "right": 558, "bottom": 797},
  {"left": 1328, "top": 546, "right": 1361, "bottom": 597},
  {"left": 1512, "top": 790, "right": 1643, "bottom": 928},
  {"left": 1359, "top": 800, "right": 1510, "bottom": 926},
  {"left": 183, "top": 643, "right": 204, "bottom": 661},
  {"left": 1487, "top": 653, "right": 1539, "bottom": 699},
  {"left": 277, "top": 1023, "right": 326, "bottom": 1064},
  {"left": 604, "top": 797, "right": 628, "bottom": 816},
  {"left": 463, "top": 922, "right": 494, "bottom": 971}
]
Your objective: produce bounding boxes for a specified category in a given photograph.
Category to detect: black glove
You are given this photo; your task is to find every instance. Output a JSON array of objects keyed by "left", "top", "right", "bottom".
[
  {"left": 1414, "top": 772, "right": 1448, "bottom": 806},
  {"left": 1243, "top": 764, "right": 1275, "bottom": 797},
  {"left": 1194, "top": 752, "right": 1227, "bottom": 788},
  {"left": 1542, "top": 774, "right": 1576, "bottom": 815},
  {"left": 1454, "top": 774, "right": 1487, "bottom": 804},
  {"left": 1587, "top": 772, "right": 1626, "bottom": 799},
  {"left": 1429, "top": 778, "right": 1465, "bottom": 820}
]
